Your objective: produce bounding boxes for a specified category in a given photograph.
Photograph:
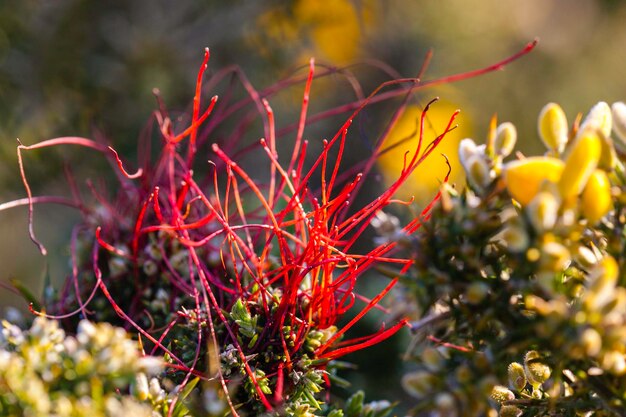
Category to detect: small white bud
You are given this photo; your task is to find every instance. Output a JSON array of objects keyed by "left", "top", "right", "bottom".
[{"left": 612, "top": 101, "right": 626, "bottom": 145}]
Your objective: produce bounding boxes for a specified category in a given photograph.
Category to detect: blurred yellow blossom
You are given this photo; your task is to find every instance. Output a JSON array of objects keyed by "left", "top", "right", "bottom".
[
  {"left": 255, "top": 0, "right": 377, "bottom": 64},
  {"left": 377, "top": 100, "right": 472, "bottom": 205}
]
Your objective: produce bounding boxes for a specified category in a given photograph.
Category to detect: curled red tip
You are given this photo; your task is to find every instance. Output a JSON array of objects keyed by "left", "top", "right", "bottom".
[{"left": 108, "top": 146, "right": 143, "bottom": 179}]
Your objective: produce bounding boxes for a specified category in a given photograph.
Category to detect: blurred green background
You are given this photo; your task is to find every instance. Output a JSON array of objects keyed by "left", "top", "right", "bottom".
[{"left": 1, "top": 0, "right": 626, "bottom": 408}]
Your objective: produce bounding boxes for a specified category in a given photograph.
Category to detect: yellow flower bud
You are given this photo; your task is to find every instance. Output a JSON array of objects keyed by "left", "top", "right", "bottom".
[
  {"left": 524, "top": 351, "right": 551, "bottom": 386},
  {"left": 580, "top": 101, "right": 612, "bottom": 139},
  {"left": 422, "top": 347, "right": 444, "bottom": 372},
  {"left": 466, "top": 281, "right": 490, "bottom": 304},
  {"left": 558, "top": 131, "right": 601, "bottom": 200},
  {"left": 573, "top": 244, "right": 599, "bottom": 268},
  {"left": 500, "top": 222, "right": 529, "bottom": 253},
  {"left": 503, "top": 157, "right": 564, "bottom": 205},
  {"left": 133, "top": 373, "right": 150, "bottom": 401},
  {"left": 507, "top": 362, "right": 527, "bottom": 391},
  {"left": 581, "top": 328, "right": 602, "bottom": 357},
  {"left": 601, "top": 350, "right": 626, "bottom": 375},
  {"left": 402, "top": 371, "right": 436, "bottom": 399},
  {"left": 597, "top": 130, "right": 617, "bottom": 170},
  {"left": 585, "top": 256, "right": 619, "bottom": 312},
  {"left": 589, "top": 255, "right": 619, "bottom": 289},
  {"left": 612, "top": 101, "right": 626, "bottom": 145},
  {"left": 539, "top": 242, "right": 570, "bottom": 273},
  {"left": 581, "top": 169, "right": 612, "bottom": 224},
  {"left": 434, "top": 392, "right": 456, "bottom": 411},
  {"left": 494, "top": 122, "right": 517, "bottom": 158},
  {"left": 526, "top": 191, "right": 559, "bottom": 232},
  {"left": 538, "top": 102, "right": 568, "bottom": 153},
  {"left": 465, "top": 154, "right": 491, "bottom": 191},
  {"left": 490, "top": 385, "right": 515, "bottom": 404}
]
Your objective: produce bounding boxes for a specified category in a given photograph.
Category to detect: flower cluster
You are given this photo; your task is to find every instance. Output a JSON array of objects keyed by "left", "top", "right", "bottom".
[
  {"left": 0, "top": 316, "right": 161, "bottom": 417},
  {"left": 490, "top": 351, "right": 552, "bottom": 417},
  {"left": 398, "top": 100, "right": 626, "bottom": 416},
  {"left": 12, "top": 51, "right": 430, "bottom": 416}
]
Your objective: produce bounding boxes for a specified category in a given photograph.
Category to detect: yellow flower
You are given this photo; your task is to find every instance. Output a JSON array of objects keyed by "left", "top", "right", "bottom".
[
  {"left": 581, "top": 169, "right": 612, "bottom": 224},
  {"left": 558, "top": 130, "right": 601, "bottom": 200},
  {"left": 538, "top": 102, "right": 568, "bottom": 153},
  {"left": 503, "top": 157, "right": 564, "bottom": 205},
  {"left": 524, "top": 351, "right": 551, "bottom": 387},
  {"left": 507, "top": 362, "right": 527, "bottom": 391}
]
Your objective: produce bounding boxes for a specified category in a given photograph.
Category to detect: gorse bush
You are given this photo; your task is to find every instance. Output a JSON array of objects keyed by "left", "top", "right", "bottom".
[
  {"left": 398, "top": 100, "right": 626, "bottom": 416},
  {"left": 8, "top": 40, "right": 626, "bottom": 417}
]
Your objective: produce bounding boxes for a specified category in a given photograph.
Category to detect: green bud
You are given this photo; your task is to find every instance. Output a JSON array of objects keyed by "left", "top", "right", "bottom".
[
  {"left": 306, "top": 337, "right": 322, "bottom": 351},
  {"left": 230, "top": 299, "right": 258, "bottom": 339},
  {"left": 507, "top": 362, "right": 527, "bottom": 391},
  {"left": 230, "top": 299, "right": 249, "bottom": 321},
  {"left": 345, "top": 390, "right": 365, "bottom": 417},
  {"left": 494, "top": 122, "right": 517, "bottom": 157},
  {"left": 251, "top": 369, "right": 272, "bottom": 395},
  {"left": 538, "top": 102, "right": 568, "bottom": 153},
  {"left": 247, "top": 333, "right": 259, "bottom": 349}
]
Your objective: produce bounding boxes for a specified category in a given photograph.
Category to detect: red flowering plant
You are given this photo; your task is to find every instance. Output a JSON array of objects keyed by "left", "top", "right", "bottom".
[{"left": 2, "top": 43, "right": 536, "bottom": 416}]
